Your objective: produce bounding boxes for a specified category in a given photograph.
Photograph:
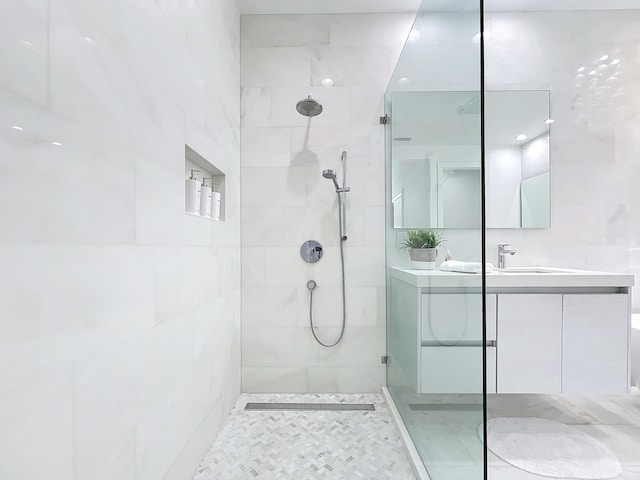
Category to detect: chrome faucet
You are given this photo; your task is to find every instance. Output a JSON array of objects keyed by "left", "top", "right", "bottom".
[{"left": 497, "top": 243, "right": 516, "bottom": 269}]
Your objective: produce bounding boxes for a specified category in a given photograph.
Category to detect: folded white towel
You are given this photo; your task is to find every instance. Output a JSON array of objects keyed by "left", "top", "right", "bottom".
[{"left": 439, "top": 260, "right": 494, "bottom": 274}]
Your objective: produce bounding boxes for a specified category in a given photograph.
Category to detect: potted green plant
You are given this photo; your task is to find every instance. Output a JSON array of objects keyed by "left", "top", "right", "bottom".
[{"left": 400, "top": 229, "right": 445, "bottom": 270}]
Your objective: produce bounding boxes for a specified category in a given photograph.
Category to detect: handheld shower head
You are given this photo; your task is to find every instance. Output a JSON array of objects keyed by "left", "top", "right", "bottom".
[
  {"left": 323, "top": 169, "right": 340, "bottom": 190},
  {"left": 322, "top": 169, "right": 336, "bottom": 180}
]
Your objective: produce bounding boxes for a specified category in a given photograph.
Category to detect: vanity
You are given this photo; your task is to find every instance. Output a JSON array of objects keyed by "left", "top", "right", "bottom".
[{"left": 389, "top": 267, "right": 635, "bottom": 395}]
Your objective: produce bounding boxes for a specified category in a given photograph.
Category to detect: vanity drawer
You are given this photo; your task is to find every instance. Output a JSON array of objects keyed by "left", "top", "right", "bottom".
[
  {"left": 420, "top": 346, "right": 496, "bottom": 394},
  {"left": 421, "top": 293, "right": 496, "bottom": 343}
]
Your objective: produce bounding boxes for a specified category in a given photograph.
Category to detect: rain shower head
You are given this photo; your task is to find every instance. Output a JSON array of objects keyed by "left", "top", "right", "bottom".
[{"left": 296, "top": 96, "right": 323, "bottom": 117}]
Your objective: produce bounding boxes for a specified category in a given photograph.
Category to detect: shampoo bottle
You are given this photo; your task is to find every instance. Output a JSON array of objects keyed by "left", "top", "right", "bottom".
[
  {"left": 212, "top": 182, "right": 221, "bottom": 221},
  {"left": 185, "top": 169, "right": 200, "bottom": 214},
  {"left": 200, "top": 177, "right": 212, "bottom": 218}
]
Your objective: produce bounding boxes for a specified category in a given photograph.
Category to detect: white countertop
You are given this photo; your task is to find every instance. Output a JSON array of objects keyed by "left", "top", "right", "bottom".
[{"left": 391, "top": 266, "right": 635, "bottom": 289}]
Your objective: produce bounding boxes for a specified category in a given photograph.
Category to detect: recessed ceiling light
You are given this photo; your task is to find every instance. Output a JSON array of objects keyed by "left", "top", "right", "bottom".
[
  {"left": 19, "top": 40, "right": 35, "bottom": 50},
  {"left": 545, "top": 119, "right": 555, "bottom": 124},
  {"left": 52, "top": 141, "right": 62, "bottom": 146},
  {"left": 611, "top": 59, "right": 621, "bottom": 65},
  {"left": 600, "top": 55, "right": 609, "bottom": 61},
  {"left": 588, "top": 70, "right": 597, "bottom": 76},
  {"left": 321, "top": 78, "right": 334, "bottom": 87},
  {"left": 11, "top": 125, "right": 24, "bottom": 131},
  {"left": 577, "top": 66, "right": 586, "bottom": 72},
  {"left": 398, "top": 77, "right": 411, "bottom": 85},
  {"left": 516, "top": 134, "right": 527, "bottom": 141}
]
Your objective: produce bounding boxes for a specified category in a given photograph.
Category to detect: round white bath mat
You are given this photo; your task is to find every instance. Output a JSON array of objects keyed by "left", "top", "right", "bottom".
[{"left": 485, "top": 417, "right": 622, "bottom": 479}]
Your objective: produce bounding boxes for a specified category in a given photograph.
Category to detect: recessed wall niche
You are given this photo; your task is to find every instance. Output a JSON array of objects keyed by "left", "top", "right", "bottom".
[{"left": 185, "top": 145, "right": 226, "bottom": 222}]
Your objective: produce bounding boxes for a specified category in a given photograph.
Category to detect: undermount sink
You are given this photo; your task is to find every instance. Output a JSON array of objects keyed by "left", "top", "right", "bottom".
[{"left": 493, "top": 267, "right": 564, "bottom": 274}]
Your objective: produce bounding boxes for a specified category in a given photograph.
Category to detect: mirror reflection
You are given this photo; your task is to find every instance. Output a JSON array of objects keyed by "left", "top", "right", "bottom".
[{"left": 391, "top": 90, "right": 551, "bottom": 229}]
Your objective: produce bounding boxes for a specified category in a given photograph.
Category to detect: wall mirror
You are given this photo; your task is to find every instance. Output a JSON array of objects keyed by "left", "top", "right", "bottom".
[{"left": 390, "top": 90, "right": 551, "bottom": 229}]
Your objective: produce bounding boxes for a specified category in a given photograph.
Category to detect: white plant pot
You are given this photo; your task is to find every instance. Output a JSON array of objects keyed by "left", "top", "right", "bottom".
[{"left": 409, "top": 248, "right": 437, "bottom": 270}]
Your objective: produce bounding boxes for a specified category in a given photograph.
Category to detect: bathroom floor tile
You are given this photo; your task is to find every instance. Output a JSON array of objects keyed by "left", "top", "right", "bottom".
[{"left": 193, "top": 393, "right": 416, "bottom": 480}]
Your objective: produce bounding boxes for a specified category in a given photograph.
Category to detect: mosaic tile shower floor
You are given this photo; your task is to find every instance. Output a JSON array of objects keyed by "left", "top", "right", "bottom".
[{"left": 193, "top": 393, "right": 416, "bottom": 480}]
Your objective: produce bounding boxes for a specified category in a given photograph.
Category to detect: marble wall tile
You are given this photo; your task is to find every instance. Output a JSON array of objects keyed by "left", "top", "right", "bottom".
[
  {"left": 0, "top": 0, "right": 48, "bottom": 106},
  {"left": 0, "top": 370, "right": 74, "bottom": 480},
  {"left": 162, "top": 398, "right": 225, "bottom": 480},
  {"left": 1, "top": 1, "right": 241, "bottom": 479},
  {"left": 135, "top": 362, "right": 214, "bottom": 480},
  {"left": 241, "top": 127, "right": 291, "bottom": 167},
  {"left": 241, "top": 87, "right": 271, "bottom": 127},
  {"left": 154, "top": 247, "right": 221, "bottom": 321},
  {"left": 0, "top": 92, "right": 136, "bottom": 244},
  {"left": 240, "top": 14, "right": 404, "bottom": 393},
  {"left": 289, "top": 125, "right": 373, "bottom": 167},
  {"left": 242, "top": 327, "right": 319, "bottom": 367},
  {"left": 241, "top": 15, "right": 331, "bottom": 48},
  {"left": 241, "top": 367, "right": 308, "bottom": 392},
  {"left": 317, "top": 327, "right": 385, "bottom": 367},
  {"left": 307, "top": 366, "right": 386, "bottom": 393},
  {"left": 241, "top": 247, "right": 265, "bottom": 287},
  {"left": 49, "top": 1, "right": 141, "bottom": 148},
  {"left": 241, "top": 47, "right": 311, "bottom": 87},
  {"left": 0, "top": 245, "right": 156, "bottom": 347},
  {"left": 310, "top": 46, "right": 395, "bottom": 88},
  {"left": 329, "top": 14, "right": 414, "bottom": 47},
  {"left": 241, "top": 166, "right": 307, "bottom": 207},
  {"left": 119, "top": 0, "right": 207, "bottom": 127},
  {"left": 136, "top": 158, "right": 212, "bottom": 246},
  {"left": 264, "top": 247, "right": 308, "bottom": 287},
  {"left": 350, "top": 88, "right": 386, "bottom": 127},
  {"left": 242, "top": 287, "right": 298, "bottom": 327},
  {"left": 74, "top": 315, "right": 193, "bottom": 480}
]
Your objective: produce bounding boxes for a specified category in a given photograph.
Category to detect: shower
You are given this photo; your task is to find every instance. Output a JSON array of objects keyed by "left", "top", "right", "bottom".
[
  {"left": 307, "top": 151, "right": 350, "bottom": 348},
  {"left": 296, "top": 95, "right": 323, "bottom": 117}
]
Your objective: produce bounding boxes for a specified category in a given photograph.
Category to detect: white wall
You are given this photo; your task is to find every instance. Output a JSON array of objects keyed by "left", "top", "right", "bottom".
[
  {"left": 483, "top": 11, "right": 640, "bottom": 311},
  {"left": 0, "top": 1, "right": 241, "bottom": 479},
  {"left": 240, "top": 13, "right": 413, "bottom": 393}
]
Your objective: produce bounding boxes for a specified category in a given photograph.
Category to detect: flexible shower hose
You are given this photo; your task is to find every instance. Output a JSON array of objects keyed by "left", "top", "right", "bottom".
[{"left": 308, "top": 196, "right": 347, "bottom": 348}]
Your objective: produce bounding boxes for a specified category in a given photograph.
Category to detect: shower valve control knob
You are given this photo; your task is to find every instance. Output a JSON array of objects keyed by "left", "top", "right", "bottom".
[{"left": 300, "top": 240, "right": 323, "bottom": 264}]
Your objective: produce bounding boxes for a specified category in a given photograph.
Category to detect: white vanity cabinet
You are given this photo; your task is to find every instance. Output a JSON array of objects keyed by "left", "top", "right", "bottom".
[
  {"left": 496, "top": 293, "right": 630, "bottom": 394},
  {"left": 562, "top": 294, "right": 629, "bottom": 394},
  {"left": 496, "top": 294, "right": 563, "bottom": 393},
  {"left": 389, "top": 267, "right": 634, "bottom": 395},
  {"left": 419, "top": 293, "right": 496, "bottom": 394}
]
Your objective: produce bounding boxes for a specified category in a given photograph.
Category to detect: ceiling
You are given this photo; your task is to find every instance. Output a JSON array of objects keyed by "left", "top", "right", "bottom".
[
  {"left": 238, "top": 0, "right": 640, "bottom": 14},
  {"left": 237, "top": 0, "right": 420, "bottom": 14}
]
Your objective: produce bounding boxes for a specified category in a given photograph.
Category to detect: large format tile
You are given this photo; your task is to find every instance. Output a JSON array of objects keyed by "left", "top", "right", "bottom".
[
  {"left": 74, "top": 316, "right": 192, "bottom": 480},
  {"left": 242, "top": 327, "right": 319, "bottom": 367},
  {"left": 241, "top": 15, "right": 331, "bottom": 48},
  {"left": 0, "top": 370, "right": 74, "bottom": 480},
  {"left": 306, "top": 367, "right": 385, "bottom": 393},
  {"left": 0, "top": 0, "right": 48, "bottom": 106},
  {"left": 0, "top": 245, "right": 155, "bottom": 348},
  {"left": 0, "top": 91, "right": 136, "bottom": 244},
  {"left": 241, "top": 47, "right": 311, "bottom": 87},
  {"left": 241, "top": 367, "right": 308, "bottom": 393}
]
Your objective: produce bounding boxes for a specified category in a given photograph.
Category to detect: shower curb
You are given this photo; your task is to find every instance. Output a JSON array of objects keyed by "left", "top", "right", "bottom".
[{"left": 381, "top": 387, "right": 431, "bottom": 480}]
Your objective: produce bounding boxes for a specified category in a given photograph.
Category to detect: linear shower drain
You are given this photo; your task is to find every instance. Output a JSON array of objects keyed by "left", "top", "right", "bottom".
[{"left": 244, "top": 402, "right": 375, "bottom": 411}]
